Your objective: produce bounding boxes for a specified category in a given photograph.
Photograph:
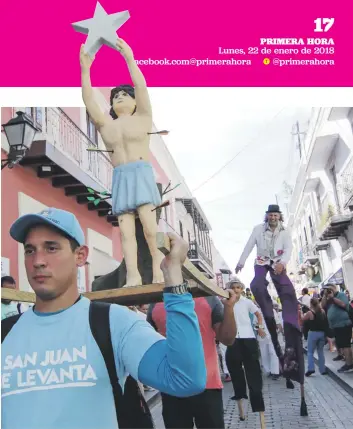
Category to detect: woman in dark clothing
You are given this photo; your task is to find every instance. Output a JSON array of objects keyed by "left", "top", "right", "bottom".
[{"left": 302, "top": 298, "right": 329, "bottom": 377}]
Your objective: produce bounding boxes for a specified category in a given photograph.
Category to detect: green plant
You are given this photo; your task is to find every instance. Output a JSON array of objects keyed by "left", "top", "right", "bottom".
[
  {"left": 86, "top": 188, "right": 111, "bottom": 206},
  {"left": 318, "top": 203, "right": 336, "bottom": 232}
]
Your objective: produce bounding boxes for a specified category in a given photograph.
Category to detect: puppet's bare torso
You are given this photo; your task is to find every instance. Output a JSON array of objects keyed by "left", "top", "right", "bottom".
[{"left": 100, "top": 115, "right": 152, "bottom": 167}]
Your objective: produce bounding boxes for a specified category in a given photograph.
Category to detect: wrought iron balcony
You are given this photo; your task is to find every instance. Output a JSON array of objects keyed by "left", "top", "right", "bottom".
[
  {"left": 188, "top": 240, "right": 213, "bottom": 277},
  {"left": 338, "top": 156, "right": 353, "bottom": 211},
  {"left": 3, "top": 107, "right": 118, "bottom": 224},
  {"left": 45, "top": 108, "right": 113, "bottom": 191},
  {"left": 302, "top": 243, "right": 319, "bottom": 263}
]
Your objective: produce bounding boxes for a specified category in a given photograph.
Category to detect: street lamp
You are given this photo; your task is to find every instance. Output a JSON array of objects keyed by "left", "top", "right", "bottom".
[{"left": 1, "top": 111, "right": 39, "bottom": 170}]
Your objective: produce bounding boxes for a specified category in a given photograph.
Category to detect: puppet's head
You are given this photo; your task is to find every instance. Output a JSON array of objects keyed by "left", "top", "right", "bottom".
[{"left": 110, "top": 85, "right": 136, "bottom": 119}]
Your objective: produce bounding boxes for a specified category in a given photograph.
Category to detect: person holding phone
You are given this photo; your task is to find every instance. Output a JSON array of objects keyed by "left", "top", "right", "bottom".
[{"left": 321, "top": 283, "right": 353, "bottom": 373}]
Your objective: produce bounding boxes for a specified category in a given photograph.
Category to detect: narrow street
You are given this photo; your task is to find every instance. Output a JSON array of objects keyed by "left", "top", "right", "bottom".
[{"left": 151, "top": 358, "right": 353, "bottom": 428}]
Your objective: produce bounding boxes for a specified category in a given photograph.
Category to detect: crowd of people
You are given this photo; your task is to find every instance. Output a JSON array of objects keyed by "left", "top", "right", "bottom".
[
  {"left": 2, "top": 205, "right": 353, "bottom": 429},
  {"left": 299, "top": 284, "right": 353, "bottom": 376}
]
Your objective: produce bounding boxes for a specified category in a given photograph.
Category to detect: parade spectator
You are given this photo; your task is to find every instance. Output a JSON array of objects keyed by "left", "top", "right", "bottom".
[
  {"left": 301, "top": 288, "right": 311, "bottom": 313},
  {"left": 302, "top": 298, "right": 329, "bottom": 377},
  {"left": 319, "top": 289, "right": 336, "bottom": 353},
  {"left": 301, "top": 288, "right": 311, "bottom": 341},
  {"left": 148, "top": 285, "right": 237, "bottom": 428},
  {"left": 138, "top": 304, "right": 149, "bottom": 317},
  {"left": 1, "top": 276, "right": 27, "bottom": 320},
  {"left": 225, "top": 277, "right": 266, "bottom": 415},
  {"left": 216, "top": 340, "right": 231, "bottom": 382},
  {"left": 273, "top": 303, "right": 283, "bottom": 334},
  {"left": 245, "top": 288, "right": 254, "bottom": 301},
  {"left": 321, "top": 284, "right": 353, "bottom": 373},
  {"left": 2, "top": 208, "right": 207, "bottom": 429}
]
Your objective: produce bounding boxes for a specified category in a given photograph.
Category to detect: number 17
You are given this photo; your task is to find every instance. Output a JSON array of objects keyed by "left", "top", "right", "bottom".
[{"left": 314, "top": 18, "right": 334, "bottom": 32}]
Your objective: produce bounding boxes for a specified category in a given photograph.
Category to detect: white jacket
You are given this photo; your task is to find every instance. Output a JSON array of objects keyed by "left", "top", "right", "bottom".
[{"left": 238, "top": 223, "right": 293, "bottom": 267}]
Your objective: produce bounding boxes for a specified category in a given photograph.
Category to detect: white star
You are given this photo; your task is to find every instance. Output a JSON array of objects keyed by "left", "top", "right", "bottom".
[{"left": 72, "top": 1, "right": 130, "bottom": 57}]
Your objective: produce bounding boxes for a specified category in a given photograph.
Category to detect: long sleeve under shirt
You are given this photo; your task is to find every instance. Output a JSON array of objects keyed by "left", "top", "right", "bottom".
[{"left": 1, "top": 295, "right": 206, "bottom": 429}]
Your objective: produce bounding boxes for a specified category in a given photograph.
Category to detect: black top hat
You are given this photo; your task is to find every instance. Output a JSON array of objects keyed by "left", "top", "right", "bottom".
[{"left": 266, "top": 204, "right": 281, "bottom": 213}]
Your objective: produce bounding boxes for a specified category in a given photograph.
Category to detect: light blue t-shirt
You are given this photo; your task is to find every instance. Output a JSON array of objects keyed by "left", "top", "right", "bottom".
[
  {"left": 1, "top": 302, "right": 31, "bottom": 320},
  {"left": 1, "top": 302, "right": 21, "bottom": 320},
  {"left": 327, "top": 292, "right": 352, "bottom": 329},
  {"left": 2, "top": 295, "right": 206, "bottom": 429}
]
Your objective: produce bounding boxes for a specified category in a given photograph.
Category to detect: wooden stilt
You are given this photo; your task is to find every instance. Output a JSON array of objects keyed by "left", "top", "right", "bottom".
[
  {"left": 286, "top": 378, "right": 294, "bottom": 389},
  {"left": 300, "top": 383, "right": 308, "bottom": 416},
  {"left": 237, "top": 399, "right": 245, "bottom": 421},
  {"left": 259, "top": 411, "right": 266, "bottom": 429}
]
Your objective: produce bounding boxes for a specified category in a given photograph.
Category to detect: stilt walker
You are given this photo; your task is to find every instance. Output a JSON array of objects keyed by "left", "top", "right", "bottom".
[{"left": 236, "top": 205, "right": 307, "bottom": 417}]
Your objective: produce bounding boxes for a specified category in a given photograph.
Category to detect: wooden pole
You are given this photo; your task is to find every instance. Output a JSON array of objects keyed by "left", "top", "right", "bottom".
[
  {"left": 300, "top": 383, "right": 308, "bottom": 416},
  {"left": 2, "top": 233, "right": 229, "bottom": 306},
  {"left": 259, "top": 411, "right": 266, "bottom": 429}
]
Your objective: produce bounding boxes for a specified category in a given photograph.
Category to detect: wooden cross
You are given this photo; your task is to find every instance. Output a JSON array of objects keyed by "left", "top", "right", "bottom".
[{"left": 1, "top": 233, "right": 229, "bottom": 306}]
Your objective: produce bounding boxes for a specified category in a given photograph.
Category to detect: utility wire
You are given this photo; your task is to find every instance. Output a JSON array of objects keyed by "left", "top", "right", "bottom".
[
  {"left": 201, "top": 168, "right": 287, "bottom": 205},
  {"left": 191, "top": 107, "right": 287, "bottom": 193}
]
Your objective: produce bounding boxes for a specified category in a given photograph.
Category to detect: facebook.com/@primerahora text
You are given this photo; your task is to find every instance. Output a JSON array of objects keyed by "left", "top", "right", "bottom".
[
  {"left": 135, "top": 58, "right": 334, "bottom": 67},
  {"left": 135, "top": 58, "right": 251, "bottom": 66}
]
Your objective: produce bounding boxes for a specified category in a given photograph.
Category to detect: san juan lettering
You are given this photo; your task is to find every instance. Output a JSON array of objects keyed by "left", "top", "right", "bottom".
[{"left": 2, "top": 346, "right": 97, "bottom": 393}]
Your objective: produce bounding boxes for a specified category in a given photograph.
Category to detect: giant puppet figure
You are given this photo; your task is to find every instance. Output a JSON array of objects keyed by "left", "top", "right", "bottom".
[
  {"left": 80, "top": 38, "right": 164, "bottom": 287},
  {"left": 236, "top": 204, "right": 307, "bottom": 416}
]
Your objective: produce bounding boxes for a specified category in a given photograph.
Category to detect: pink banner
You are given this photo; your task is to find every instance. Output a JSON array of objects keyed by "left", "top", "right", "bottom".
[{"left": 1, "top": 0, "right": 352, "bottom": 86}]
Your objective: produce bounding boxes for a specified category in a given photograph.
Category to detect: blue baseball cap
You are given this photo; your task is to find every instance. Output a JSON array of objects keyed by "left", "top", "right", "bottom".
[{"left": 10, "top": 208, "right": 85, "bottom": 246}]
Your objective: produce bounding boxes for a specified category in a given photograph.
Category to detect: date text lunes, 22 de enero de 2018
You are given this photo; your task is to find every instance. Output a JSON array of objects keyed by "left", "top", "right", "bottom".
[{"left": 219, "top": 38, "right": 334, "bottom": 55}]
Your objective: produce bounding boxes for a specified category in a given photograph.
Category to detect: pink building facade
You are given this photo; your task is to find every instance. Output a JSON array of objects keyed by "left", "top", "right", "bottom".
[{"left": 1, "top": 102, "right": 169, "bottom": 293}]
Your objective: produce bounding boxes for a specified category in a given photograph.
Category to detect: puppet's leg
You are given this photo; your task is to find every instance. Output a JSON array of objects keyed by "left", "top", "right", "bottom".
[
  {"left": 137, "top": 204, "right": 165, "bottom": 284},
  {"left": 250, "top": 266, "right": 283, "bottom": 361},
  {"left": 269, "top": 270, "right": 300, "bottom": 332},
  {"left": 270, "top": 270, "right": 307, "bottom": 416},
  {"left": 119, "top": 213, "right": 143, "bottom": 287}
]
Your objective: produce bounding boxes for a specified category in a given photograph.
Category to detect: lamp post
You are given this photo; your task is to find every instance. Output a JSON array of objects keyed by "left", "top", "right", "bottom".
[{"left": 1, "top": 111, "right": 39, "bottom": 170}]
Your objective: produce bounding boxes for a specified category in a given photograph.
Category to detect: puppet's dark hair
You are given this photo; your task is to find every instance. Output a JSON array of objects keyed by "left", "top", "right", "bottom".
[{"left": 109, "top": 85, "right": 136, "bottom": 119}]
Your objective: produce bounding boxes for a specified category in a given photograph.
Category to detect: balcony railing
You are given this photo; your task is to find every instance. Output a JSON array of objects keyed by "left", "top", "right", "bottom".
[
  {"left": 317, "top": 193, "right": 337, "bottom": 233},
  {"left": 44, "top": 108, "right": 113, "bottom": 191},
  {"left": 338, "top": 157, "right": 353, "bottom": 210},
  {"left": 302, "top": 243, "right": 318, "bottom": 259},
  {"left": 188, "top": 240, "right": 213, "bottom": 269}
]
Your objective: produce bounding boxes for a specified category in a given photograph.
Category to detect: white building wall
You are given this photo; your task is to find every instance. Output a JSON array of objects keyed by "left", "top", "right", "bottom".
[
  {"left": 149, "top": 131, "right": 193, "bottom": 237},
  {"left": 288, "top": 107, "right": 353, "bottom": 291},
  {"left": 211, "top": 241, "right": 231, "bottom": 288}
]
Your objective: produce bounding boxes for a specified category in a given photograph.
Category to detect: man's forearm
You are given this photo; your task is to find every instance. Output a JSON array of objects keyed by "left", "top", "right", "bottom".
[
  {"left": 217, "top": 307, "right": 236, "bottom": 346},
  {"left": 333, "top": 297, "right": 347, "bottom": 308},
  {"left": 255, "top": 311, "right": 264, "bottom": 326},
  {"left": 138, "top": 292, "right": 206, "bottom": 397},
  {"left": 321, "top": 296, "right": 328, "bottom": 309},
  {"left": 125, "top": 56, "right": 146, "bottom": 87},
  {"left": 162, "top": 266, "right": 183, "bottom": 287},
  {"left": 238, "top": 232, "right": 256, "bottom": 266},
  {"left": 138, "top": 265, "right": 206, "bottom": 396}
]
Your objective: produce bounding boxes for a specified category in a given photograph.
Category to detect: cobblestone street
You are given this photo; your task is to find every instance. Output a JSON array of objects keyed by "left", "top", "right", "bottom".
[{"left": 151, "top": 360, "right": 353, "bottom": 428}]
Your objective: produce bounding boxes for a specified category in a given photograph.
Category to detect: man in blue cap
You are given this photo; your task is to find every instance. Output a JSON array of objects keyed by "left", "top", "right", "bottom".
[{"left": 1, "top": 207, "right": 207, "bottom": 429}]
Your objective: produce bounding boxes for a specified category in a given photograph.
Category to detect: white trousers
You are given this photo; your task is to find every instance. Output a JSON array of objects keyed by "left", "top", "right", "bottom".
[
  {"left": 217, "top": 342, "right": 229, "bottom": 375},
  {"left": 258, "top": 338, "right": 279, "bottom": 375}
]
